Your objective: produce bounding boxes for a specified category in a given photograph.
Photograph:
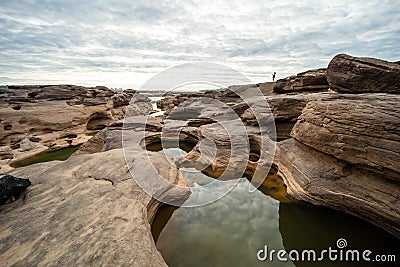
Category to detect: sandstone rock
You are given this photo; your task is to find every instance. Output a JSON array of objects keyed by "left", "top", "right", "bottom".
[
  {"left": 256, "top": 82, "right": 275, "bottom": 96},
  {"left": 326, "top": 54, "right": 400, "bottom": 93},
  {"left": 274, "top": 138, "right": 400, "bottom": 238},
  {"left": 0, "top": 86, "right": 152, "bottom": 171},
  {"left": 232, "top": 92, "right": 329, "bottom": 140},
  {"left": 74, "top": 116, "right": 164, "bottom": 155},
  {"left": 0, "top": 148, "right": 188, "bottom": 266},
  {"left": 273, "top": 68, "right": 329, "bottom": 93},
  {"left": 0, "top": 174, "right": 31, "bottom": 204},
  {"left": 291, "top": 94, "right": 400, "bottom": 180}
]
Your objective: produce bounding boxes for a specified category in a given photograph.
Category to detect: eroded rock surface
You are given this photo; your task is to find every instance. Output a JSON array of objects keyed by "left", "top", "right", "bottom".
[
  {"left": 326, "top": 54, "right": 400, "bottom": 93},
  {"left": 0, "top": 85, "right": 152, "bottom": 172},
  {"left": 274, "top": 138, "right": 400, "bottom": 238},
  {"left": 0, "top": 148, "right": 188, "bottom": 266},
  {"left": 273, "top": 68, "right": 329, "bottom": 93},
  {"left": 291, "top": 94, "right": 400, "bottom": 180}
]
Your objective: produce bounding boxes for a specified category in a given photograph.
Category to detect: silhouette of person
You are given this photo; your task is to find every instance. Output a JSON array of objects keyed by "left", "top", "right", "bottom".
[{"left": 272, "top": 72, "right": 276, "bottom": 82}]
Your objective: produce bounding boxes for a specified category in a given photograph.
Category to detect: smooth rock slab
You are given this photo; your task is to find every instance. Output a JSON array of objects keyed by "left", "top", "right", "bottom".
[{"left": 0, "top": 149, "right": 188, "bottom": 266}]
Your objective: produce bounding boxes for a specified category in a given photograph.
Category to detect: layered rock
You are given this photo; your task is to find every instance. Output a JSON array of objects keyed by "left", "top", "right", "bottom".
[
  {"left": 273, "top": 59, "right": 400, "bottom": 236},
  {"left": 0, "top": 85, "right": 152, "bottom": 172},
  {"left": 75, "top": 116, "right": 164, "bottom": 155},
  {"left": 291, "top": 94, "right": 400, "bottom": 180},
  {"left": 156, "top": 83, "right": 276, "bottom": 116},
  {"left": 273, "top": 68, "right": 329, "bottom": 93},
  {"left": 274, "top": 138, "right": 400, "bottom": 238},
  {"left": 326, "top": 54, "right": 400, "bottom": 93}
]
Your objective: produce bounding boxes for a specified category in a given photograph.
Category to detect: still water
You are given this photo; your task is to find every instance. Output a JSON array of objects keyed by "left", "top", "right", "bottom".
[
  {"left": 153, "top": 149, "right": 400, "bottom": 267},
  {"left": 10, "top": 146, "right": 80, "bottom": 168}
]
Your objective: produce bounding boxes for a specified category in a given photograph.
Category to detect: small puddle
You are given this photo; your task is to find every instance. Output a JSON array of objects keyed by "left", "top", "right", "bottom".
[
  {"left": 151, "top": 148, "right": 400, "bottom": 267},
  {"left": 10, "top": 146, "right": 80, "bottom": 168}
]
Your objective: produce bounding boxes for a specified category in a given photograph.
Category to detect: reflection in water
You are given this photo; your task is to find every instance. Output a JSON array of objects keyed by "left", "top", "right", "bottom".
[
  {"left": 10, "top": 146, "right": 80, "bottom": 168},
  {"left": 153, "top": 148, "right": 400, "bottom": 267},
  {"left": 155, "top": 148, "right": 294, "bottom": 267},
  {"left": 279, "top": 203, "right": 400, "bottom": 267}
]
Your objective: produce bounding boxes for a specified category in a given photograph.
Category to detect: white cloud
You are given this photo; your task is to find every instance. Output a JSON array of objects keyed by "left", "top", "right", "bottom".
[{"left": 0, "top": 0, "right": 399, "bottom": 88}]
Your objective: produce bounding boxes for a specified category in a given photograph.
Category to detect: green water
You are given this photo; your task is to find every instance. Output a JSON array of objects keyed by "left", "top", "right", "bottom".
[
  {"left": 152, "top": 148, "right": 400, "bottom": 267},
  {"left": 10, "top": 146, "right": 80, "bottom": 168}
]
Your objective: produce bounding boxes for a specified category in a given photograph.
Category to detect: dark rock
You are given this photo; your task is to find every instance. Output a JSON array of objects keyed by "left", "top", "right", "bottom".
[
  {"left": 0, "top": 174, "right": 31, "bottom": 204},
  {"left": 256, "top": 82, "right": 275, "bottom": 96},
  {"left": 273, "top": 68, "right": 329, "bottom": 93},
  {"left": 326, "top": 54, "right": 400, "bottom": 93}
]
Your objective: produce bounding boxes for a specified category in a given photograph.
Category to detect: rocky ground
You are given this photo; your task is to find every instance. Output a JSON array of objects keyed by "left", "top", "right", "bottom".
[
  {"left": 0, "top": 53, "right": 399, "bottom": 265},
  {"left": 0, "top": 86, "right": 189, "bottom": 265},
  {"left": 0, "top": 85, "right": 151, "bottom": 172}
]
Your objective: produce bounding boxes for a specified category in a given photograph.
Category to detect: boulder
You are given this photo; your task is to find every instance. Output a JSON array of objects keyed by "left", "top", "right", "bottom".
[
  {"left": 326, "top": 54, "right": 400, "bottom": 93},
  {"left": 273, "top": 68, "right": 329, "bottom": 93},
  {"left": 0, "top": 174, "right": 31, "bottom": 204}
]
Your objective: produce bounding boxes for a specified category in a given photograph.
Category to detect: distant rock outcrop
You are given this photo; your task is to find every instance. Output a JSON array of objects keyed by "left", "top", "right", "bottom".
[
  {"left": 0, "top": 85, "right": 152, "bottom": 172},
  {"left": 326, "top": 54, "right": 400, "bottom": 93},
  {"left": 273, "top": 68, "right": 329, "bottom": 93}
]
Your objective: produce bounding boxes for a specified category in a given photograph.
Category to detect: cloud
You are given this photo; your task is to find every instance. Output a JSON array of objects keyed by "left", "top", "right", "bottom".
[{"left": 0, "top": 0, "right": 399, "bottom": 88}]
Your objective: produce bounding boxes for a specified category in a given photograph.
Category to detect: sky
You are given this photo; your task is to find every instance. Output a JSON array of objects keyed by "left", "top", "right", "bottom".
[{"left": 0, "top": 0, "right": 399, "bottom": 90}]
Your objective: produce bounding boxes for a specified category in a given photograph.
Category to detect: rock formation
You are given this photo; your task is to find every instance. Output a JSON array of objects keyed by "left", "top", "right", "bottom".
[
  {"left": 1, "top": 53, "right": 399, "bottom": 265},
  {"left": 273, "top": 68, "right": 329, "bottom": 93},
  {"left": 150, "top": 54, "right": 400, "bottom": 238},
  {"left": 326, "top": 54, "right": 400, "bottom": 93},
  {"left": 0, "top": 85, "right": 152, "bottom": 172},
  {"left": 273, "top": 54, "right": 400, "bottom": 237},
  {"left": 291, "top": 93, "right": 400, "bottom": 180}
]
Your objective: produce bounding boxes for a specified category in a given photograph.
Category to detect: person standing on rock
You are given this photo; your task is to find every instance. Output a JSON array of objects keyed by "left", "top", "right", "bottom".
[{"left": 272, "top": 72, "right": 276, "bottom": 82}]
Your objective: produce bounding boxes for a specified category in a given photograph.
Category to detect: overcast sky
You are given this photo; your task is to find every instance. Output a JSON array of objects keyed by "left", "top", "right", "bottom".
[{"left": 0, "top": 0, "right": 399, "bottom": 89}]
